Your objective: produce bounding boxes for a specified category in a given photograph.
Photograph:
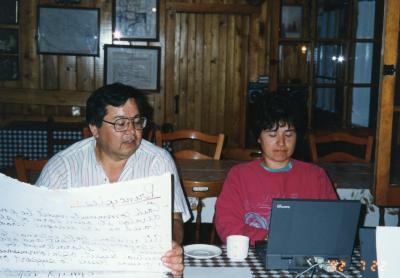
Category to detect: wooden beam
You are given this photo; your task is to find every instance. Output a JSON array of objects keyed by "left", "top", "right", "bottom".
[
  {"left": 0, "top": 88, "right": 90, "bottom": 106},
  {"left": 166, "top": 3, "right": 260, "bottom": 15},
  {"left": 374, "top": 0, "right": 400, "bottom": 206}
]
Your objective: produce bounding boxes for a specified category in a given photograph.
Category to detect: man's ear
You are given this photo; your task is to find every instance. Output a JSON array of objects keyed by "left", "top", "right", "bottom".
[{"left": 89, "top": 124, "right": 99, "bottom": 138}]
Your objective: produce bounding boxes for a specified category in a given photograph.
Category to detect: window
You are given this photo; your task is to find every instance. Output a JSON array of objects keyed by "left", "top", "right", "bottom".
[{"left": 273, "top": 0, "right": 383, "bottom": 130}]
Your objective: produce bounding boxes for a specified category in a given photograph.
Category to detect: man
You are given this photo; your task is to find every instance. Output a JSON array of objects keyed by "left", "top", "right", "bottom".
[
  {"left": 215, "top": 93, "right": 337, "bottom": 246},
  {"left": 36, "top": 83, "right": 190, "bottom": 276}
]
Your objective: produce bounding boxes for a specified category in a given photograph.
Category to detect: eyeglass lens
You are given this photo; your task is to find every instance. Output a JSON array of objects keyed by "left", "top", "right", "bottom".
[{"left": 114, "top": 117, "right": 147, "bottom": 131}]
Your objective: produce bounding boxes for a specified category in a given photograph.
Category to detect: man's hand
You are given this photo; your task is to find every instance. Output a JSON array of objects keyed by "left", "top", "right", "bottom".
[{"left": 161, "top": 241, "right": 184, "bottom": 277}]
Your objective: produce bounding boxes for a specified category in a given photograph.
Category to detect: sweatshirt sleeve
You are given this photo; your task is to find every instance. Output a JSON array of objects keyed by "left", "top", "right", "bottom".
[
  {"left": 215, "top": 166, "right": 266, "bottom": 245},
  {"left": 317, "top": 167, "right": 338, "bottom": 200}
]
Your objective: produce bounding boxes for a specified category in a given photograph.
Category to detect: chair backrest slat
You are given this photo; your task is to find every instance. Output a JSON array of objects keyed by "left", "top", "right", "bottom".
[
  {"left": 155, "top": 129, "right": 225, "bottom": 160},
  {"left": 14, "top": 156, "right": 48, "bottom": 183},
  {"left": 308, "top": 131, "right": 374, "bottom": 163}
]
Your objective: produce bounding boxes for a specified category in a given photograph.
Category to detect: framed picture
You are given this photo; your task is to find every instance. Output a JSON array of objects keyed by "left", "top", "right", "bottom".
[
  {"left": 0, "top": 28, "right": 18, "bottom": 54},
  {"left": 104, "top": 45, "right": 160, "bottom": 91},
  {"left": 281, "top": 5, "right": 303, "bottom": 38},
  {"left": 0, "top": 56, "right": 18, "bottom": 80},
  {"left": 37, "top": 6, "right": 100, "bottom": 56},
  {"left": 0, "top": 0, "right": 19, "bottom": 25},
  {"left": 113, "top": 0, "right": 159, "bottom": 41}
]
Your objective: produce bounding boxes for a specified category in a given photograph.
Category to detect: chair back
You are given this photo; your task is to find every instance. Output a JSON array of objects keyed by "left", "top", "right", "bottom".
[
  {"left": 183, "top": 180, "right": 223, "bottom": 243},
  {"left": 222, "top": 147, "right": 262, "bottom": 160},
  {"left": 14, "top": 156, "right": 48, "bottom": 183},
  {"left": 308, "top": 131, "right": 374, "bottom": 163},
  {"left": 82, "top": 126, "right": 92, "bottom": 138},
  {"left": 155, "top": 129, "right": 225, "bottom": 160}
]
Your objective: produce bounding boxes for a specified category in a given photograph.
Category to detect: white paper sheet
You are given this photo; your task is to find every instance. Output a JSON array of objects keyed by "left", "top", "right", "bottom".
[
  {"left": 0, "top": 173, "right": 172, "bottom": 273},
  {"left": 0, "top": 271, "right": 169, "bottom": 278},
  {"left": 376, "top": 226, "right": 400, "bottom": 278},
  {"left": 183, "top": 267, "right": 252, "bottom": 278}
]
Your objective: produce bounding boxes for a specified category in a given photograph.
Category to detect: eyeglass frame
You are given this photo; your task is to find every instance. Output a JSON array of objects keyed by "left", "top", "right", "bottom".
[{"left": 102, "top": 116, "right": 147, "bottom": 132}]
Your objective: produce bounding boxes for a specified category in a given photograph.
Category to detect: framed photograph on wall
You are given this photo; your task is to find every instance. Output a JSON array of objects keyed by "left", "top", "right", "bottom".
[
  {"left": 0, "top": 56, "right": 18, "bottom": 80},
  {"left": 104, "top": 45, "right": 160, "bottom": 91},
  {"left": 0, "top": 0, "right": 19, "bottom": 25},
  {"left": 0, "top": 28, "right": 18, "bottom": 54},
  {"left": 37, "top": 6, "right": 100, "bottom": 56},
  {"left": 112, "top": 0, "right": 159, "bottom": 41},
  {"left": 281, "top": 5, "right": 303, "bottom": 38}
]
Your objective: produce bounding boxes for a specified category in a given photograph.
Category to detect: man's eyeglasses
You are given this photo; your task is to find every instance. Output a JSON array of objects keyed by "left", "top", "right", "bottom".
[{"left": 102, "top": 116, "right": 147, "bottom": 132}]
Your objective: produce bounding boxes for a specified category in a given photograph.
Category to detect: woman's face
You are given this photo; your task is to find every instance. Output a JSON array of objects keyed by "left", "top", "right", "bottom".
[{"left": 259, "top": 124, "right": 297, "bottom": 169}]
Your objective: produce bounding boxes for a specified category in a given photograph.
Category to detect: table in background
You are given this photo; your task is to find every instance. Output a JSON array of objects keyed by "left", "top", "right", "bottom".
[
  {"left": 176, "top": 159, "right": 240, "bottom": 182},
  {"left": 185, "top": 246, "right": 363, "bottom": 278},
  {"left": 320, "top": 162, "right": 373, "bottom": 189}
]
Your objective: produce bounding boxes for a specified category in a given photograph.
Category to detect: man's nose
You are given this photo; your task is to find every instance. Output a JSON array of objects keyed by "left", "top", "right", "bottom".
[{"left": 125, "top": 121, "right": 136, "bottom": 133}]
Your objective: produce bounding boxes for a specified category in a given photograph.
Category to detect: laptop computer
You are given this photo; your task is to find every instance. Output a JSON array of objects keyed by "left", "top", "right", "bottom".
[
  {"left": 260, "top": 199, "right": 361, "bottom": 270},
  {"left": 359, "top": 227, "right": 378, "bottom": 278}
]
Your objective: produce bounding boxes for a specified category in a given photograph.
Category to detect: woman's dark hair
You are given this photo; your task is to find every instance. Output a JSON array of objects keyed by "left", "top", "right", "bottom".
[
  {"left": 253, "top": 92, "right": 300, "bottom": 137},
  {"left": 86, "top": 83, "right": 153, "bottom": 127}
]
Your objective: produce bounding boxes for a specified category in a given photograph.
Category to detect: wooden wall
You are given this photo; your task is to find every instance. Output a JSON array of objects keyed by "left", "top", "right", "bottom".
[{"left": 0, "top": 0, "right": 271, "bottom": 148}]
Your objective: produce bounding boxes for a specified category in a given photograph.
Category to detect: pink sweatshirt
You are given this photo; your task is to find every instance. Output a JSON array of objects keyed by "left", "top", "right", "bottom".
[{"left": 215, "top": 159, "right": 337, "bottom": 245}]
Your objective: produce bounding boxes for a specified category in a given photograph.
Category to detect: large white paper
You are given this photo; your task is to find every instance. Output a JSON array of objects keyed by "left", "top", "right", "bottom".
[
  {"left": 376, "top": 226, "right": 400, "bottom": 278},
  {"left": 0, "top": 271, "right": 169, "bottom": 278},
  {"left": 0, "top": 173, "right": 172, "bottom": 273}
]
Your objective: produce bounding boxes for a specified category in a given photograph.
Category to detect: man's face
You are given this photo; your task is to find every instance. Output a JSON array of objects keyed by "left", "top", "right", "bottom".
[
  {"left": 90, "top": 98, "right": 143, "bottom": 161},
  {"left": 259, "top": 124, "right": 297, "bottom": 169}
]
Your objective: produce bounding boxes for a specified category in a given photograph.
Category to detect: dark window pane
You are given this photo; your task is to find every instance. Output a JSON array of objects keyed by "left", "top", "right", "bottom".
[
  {"left": 315, "top": 43, "right": 346, "bottom": 84},
  {"left": 313, "top": 87, "right": 343, "bottom": 128},
  {"left": 279, "top": 44, "right": 309, "bottom": 84},
  {"left": 317, "top": 0, "right": 349, "bottom": 38},
  {"left": 281, "top": 5, "right": 303, "bottom": 39}
]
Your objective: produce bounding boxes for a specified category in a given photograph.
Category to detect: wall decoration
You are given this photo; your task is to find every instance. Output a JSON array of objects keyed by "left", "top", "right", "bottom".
[
  {"left": 104, "top": 45, "right": 160, "bottom": 91},
  {"left": 37, "top": 6, "right": 100, "bottom": 56},
  {"left": 113, "top": 0, "right": 159, "bottom": 41},
  {"left": 281, "top": 5, "right": 303, "bottom": 38},
  {"left": 0, "top": 0, "right": 19, "bottom": 25}
]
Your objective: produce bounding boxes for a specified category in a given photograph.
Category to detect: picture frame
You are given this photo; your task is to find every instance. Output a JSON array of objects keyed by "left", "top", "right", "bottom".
[
  {"left": 281, "top": 5, "right": 303, "bottom": 39},
  {"left": 0, "top": 0, "right": 19, "bottom": 25},
  {"left": 112, "top": 0, "right": 159, "bottom": 41},
  {"left": 37, "top": 6, "right": 100, "bottom": 56},
  {"left": 0, "top": 28, "right": 18, "bottom": 54},
  {"left": 0, "top": 56, "right": 18, "bottom": 80},
  {"left": 104, "top": 45, "right": 160, "bottom": 91}
]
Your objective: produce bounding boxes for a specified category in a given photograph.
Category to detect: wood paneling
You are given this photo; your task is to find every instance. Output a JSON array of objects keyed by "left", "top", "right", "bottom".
[
  {"left": 0, "top": 0, "right": 270, "bottom": 148},
  {"left": 374, "top": 0, "right": 400, "bottom": 206}
]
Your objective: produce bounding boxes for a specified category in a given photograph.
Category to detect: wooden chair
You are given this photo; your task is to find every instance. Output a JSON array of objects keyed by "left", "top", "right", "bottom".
[
  {"left": 14, "top": 156, "right": 48, "bottom": 184},
  {"left": 308, "top": 131, "right": 374, "bottom": 163},
  {"left": 222, "top": 147, "right": 262, "bottom": 160},
  {"left": 155, "top": 129, "right": 225, "bottom": 160},
  {"left": 183, "top": 180, "right": 223, "bottom": 243},
  {"left": 82, "top": 126, "right": 92, "bottom": 138}
]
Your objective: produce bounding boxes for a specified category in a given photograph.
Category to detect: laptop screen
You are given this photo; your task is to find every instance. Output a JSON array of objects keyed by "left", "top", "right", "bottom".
[{"left": 265, "top": 199, "right": 361, "bottom": 270}]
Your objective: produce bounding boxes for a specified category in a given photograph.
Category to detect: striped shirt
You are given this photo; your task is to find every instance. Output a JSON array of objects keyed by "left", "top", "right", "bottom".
[{"left": 36, "top": 137, "right": 191, "bottom": 222}]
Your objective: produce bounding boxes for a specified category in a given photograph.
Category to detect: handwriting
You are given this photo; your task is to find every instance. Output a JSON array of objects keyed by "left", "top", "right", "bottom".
[{"left": 0, "top": 174, "right": 172, "bottom": 273}]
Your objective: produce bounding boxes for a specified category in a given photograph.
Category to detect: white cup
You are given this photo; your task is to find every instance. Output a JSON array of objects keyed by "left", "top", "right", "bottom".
[{"left": 226, "top": 235, "right": 249, "bottom": 261}]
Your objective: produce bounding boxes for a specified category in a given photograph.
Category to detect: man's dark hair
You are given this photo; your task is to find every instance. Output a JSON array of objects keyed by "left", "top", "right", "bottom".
[
  {"left": 253, "top": 92, "right": 300, "bottom": 137},
  {"left": 86, "top": 83, "right": 153, "bottom": 127}
]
